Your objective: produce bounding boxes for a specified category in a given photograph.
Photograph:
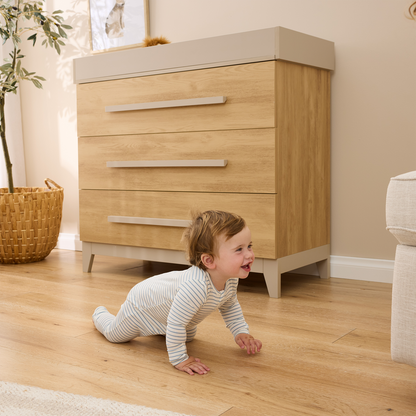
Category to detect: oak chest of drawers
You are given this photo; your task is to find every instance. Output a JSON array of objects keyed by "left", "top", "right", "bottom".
[{"left": 74, "top": 27, "right": 335, "bottom": 297}]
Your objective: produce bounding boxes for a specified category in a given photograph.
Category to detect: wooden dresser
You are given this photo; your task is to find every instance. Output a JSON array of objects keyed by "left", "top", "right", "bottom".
[{"left": 73, "top": 27, "right": 334, "bottom": 298}]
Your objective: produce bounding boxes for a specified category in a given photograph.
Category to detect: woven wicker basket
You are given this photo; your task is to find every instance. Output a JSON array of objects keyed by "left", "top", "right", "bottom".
[{"left": 0, "top": 178, "right": 64, "bottom": 264}]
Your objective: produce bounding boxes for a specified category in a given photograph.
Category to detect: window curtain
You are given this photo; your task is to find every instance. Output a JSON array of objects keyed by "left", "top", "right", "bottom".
[{"left": 0, "top": 42, "right": 26, "bottom": 189}]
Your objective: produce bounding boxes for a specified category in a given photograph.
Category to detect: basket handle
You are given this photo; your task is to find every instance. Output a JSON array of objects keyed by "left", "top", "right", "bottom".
[{"left": 45, "top": 178, "right": 63, "bottom": 189}]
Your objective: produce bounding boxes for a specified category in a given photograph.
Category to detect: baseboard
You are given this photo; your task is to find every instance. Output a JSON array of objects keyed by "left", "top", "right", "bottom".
[
  {"left": 330, "top": 255, "right": 394, "bottom": 284},
  {"left": 56, "top": 233, "right": 82, "bottom": 251},
  {"left": 55, "top": 233, "right": 395, "bottom": 284},
  {"left": 292, "top": 255, "right": 394, "bottom": 284}
]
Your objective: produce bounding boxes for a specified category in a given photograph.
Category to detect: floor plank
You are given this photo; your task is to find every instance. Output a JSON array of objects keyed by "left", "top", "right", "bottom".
[{"left": 0, "top": 250, "right": 415, "bottom": 416}]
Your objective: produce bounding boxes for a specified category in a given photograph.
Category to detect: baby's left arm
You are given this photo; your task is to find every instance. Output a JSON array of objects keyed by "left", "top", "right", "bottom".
[
  {"left": 219, "top": 292, "right": 262, "bottom": 354},
  {"left": 235, "top": 333, "right": 262, "bottom": 354}
]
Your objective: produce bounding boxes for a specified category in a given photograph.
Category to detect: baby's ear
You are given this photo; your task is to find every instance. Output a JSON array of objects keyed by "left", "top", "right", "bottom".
[{"left": 201, "top": 253, "right": 215, "bottom": 270}]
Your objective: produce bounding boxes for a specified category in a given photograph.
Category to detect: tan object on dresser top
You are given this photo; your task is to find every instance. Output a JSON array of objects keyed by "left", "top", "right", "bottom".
[{"left": 74, "top": 26, "right": 335, "bottom": 298}]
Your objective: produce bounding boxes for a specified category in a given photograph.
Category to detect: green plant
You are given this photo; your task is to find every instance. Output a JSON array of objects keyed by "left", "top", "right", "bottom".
[{"left": 0, "top": 0, "right": 72, "bottom": 193}]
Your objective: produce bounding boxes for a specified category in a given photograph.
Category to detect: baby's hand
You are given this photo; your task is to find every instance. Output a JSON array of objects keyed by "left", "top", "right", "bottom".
[
  {"left": 175, "top": 356, "right": 210, "bottom": 376},
  {"left": 235, "top": 333, "right": 262, "bottom": 354}
]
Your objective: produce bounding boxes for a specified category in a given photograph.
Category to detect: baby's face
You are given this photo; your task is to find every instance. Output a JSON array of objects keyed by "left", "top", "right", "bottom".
[{"left": 213, "top": 227, "right": 255, "bottom": 280}]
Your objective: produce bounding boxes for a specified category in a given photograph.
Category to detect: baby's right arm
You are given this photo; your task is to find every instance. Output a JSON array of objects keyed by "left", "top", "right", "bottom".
[{"left": 166, "top": 279, "right": 207, "bottom": 370}]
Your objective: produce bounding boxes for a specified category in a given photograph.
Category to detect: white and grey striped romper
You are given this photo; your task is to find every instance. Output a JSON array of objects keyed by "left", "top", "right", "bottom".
[{"left": 92, "top": 266, "right": 250, "bottom": 366}]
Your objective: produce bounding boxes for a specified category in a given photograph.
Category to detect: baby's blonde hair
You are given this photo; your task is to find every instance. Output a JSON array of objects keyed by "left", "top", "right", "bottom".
[{"left": 182, "top": 210, "right": 246, "bottom": 271}]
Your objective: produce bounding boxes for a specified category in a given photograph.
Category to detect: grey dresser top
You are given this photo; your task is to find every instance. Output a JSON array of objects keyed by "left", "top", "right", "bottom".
[{"left": 73, "top": 26, "right": 334, "bottom": 84}]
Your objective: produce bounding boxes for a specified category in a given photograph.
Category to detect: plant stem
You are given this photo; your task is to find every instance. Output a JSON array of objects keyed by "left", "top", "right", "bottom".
[
  {"left": 0, "top": 0, "right": 21, "bottom": 193},
  {"left": 0, "top": 95, "right": 14, "bottom": 193},
  {"left": 0, "top": 0, "right": 21, "bottom": 194}
]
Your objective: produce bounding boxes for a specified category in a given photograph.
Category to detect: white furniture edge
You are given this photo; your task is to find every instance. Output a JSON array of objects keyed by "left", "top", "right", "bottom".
[
  {"left": 287, "top": 255, "right": 394, "bottom": 284},
  {"left": 56, "top": 233, "right": 83, "bottom": 251},
  {"left": 73, "top": 26, "right": 335, "bottom": 84},
  {"left": 81, "top": 242, "right": 330, "bottom": 298},
  {"left": 330, "top": 255, "right": 394, "bottom": 284}
]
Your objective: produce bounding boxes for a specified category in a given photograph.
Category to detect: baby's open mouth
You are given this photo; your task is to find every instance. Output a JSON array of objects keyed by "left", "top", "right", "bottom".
[{"left": 242, "top": 263, "right": 252, "bottom": 272}]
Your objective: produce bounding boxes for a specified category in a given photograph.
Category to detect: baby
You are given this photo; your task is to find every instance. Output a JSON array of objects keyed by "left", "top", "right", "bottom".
[{"left": 92, "top": 210, "right": 262, "bottom": 375}]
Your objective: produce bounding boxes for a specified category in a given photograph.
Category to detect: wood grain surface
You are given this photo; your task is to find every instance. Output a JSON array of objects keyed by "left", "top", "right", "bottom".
[{"left": 0, "top": 250, "right": 414, "bottom": 415}]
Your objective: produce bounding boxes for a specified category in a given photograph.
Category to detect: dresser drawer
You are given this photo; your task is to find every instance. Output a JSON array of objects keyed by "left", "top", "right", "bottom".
[
  {"left": 79, "top": 129, "right": 276, "bottom": 193},
  {"left": 77, "top": 61, "right": 275, "bottom": 137},
  {"left": 80, "top": 190, "right": 277, "bottom": 259}
]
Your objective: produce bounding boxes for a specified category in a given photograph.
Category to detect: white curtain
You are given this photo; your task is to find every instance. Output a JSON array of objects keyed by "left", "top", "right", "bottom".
[{"left": 0, "top": 42, "right": 27, "bottom": 189}]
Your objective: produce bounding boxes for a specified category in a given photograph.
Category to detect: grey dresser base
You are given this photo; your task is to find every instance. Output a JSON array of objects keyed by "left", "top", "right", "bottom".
[{"left": 82, "top": 242, "right": 330, "bottom": 298}]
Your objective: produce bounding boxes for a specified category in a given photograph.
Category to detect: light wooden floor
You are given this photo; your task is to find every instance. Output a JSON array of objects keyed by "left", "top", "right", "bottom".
[{"left": 0, "top": 249, "right": 415, "bottom": 416}]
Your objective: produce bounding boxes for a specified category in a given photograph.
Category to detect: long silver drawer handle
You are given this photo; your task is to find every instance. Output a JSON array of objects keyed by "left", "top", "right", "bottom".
[
  {"left": 107, "top": 160, "right": 228, "bottom": 168},
  {"left": 105, "top": 96, "right": 227, "bottom": 112},
  {"left": 108, "top": 216, "right": 191, "bottom": 228}
]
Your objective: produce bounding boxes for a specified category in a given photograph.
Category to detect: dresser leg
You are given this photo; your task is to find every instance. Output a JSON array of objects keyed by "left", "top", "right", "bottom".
[
  {"left": 317, "top": 257, "right": 330, "bottom": 279},
  {"left": 82, "top": 242, "right": 95, "bottom": 273},
  {"left": 263, "top": 259, "right": 281, "bottom": 298}
]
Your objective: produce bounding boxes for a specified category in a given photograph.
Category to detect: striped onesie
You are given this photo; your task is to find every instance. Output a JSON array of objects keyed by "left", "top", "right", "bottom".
[{"left": 92, "top": 265, "right": 250, "bottom": 366}]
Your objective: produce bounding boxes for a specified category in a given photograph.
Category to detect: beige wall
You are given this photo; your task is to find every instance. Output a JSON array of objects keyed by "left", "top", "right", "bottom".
[
  {"left": 19, "top": 0, "right": 416, "bottom": 261},
  {"left": 19, "top": 0, "right": 91, "bottom": 240}
]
